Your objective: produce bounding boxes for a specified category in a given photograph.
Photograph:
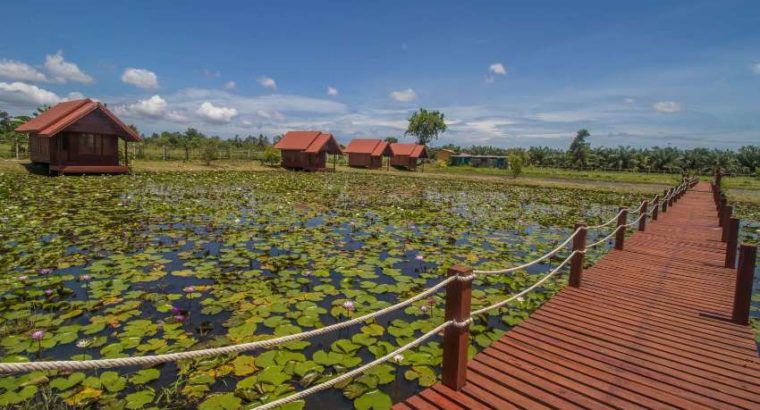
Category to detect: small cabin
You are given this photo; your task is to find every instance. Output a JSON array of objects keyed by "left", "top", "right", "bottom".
[
  {"left": 274, "top": 131, "right": 342, "bottom": 171},
  {"left": 435, "top": 148, "right": 456, "bottom": 162},
  {"left": 16, "top": 99, "right": 141, "bottom": 175},
  {"left": 344, "top": 139, "right": 392, "bottom": 169},
  {"left": 389, "top": 143, "right": 428, "bottom": 170}
]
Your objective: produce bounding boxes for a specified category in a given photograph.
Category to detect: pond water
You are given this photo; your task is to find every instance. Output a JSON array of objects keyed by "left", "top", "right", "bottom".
[{"left": 0, "top": 171, "right": 755, "bottom": 409}]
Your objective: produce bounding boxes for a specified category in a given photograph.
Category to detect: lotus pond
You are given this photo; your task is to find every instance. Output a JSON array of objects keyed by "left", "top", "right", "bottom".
[{"left": 0, "top": 171, "right": 747, "bottom": 410}]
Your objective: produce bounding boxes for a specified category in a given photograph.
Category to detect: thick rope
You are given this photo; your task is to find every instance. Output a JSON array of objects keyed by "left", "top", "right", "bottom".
[
  {"left": 586, "top": 209, "right": 625, "bottom": 230},
  {"left": 473, "top": 228, "right": 580, "bottom": 275},
  {"left": 0, "top": 276, "right": 462, "bottom": 374},
  {"left": 470, "top": 250, "right": 577, "bottom": 316},
  {"left": 252, "top": 320, "right": 452, "bottom": 410}
]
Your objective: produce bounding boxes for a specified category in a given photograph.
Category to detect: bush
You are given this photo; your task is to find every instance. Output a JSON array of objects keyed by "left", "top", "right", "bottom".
[
  {"left": 434, "top": 159, "right": 448, "bottom": 169},
  {"left": 508, "top": 153, "right": 524, "bottom": 178},
  {"left": 200, "top": 139, "right": 220, "bottom": 165},
  {"left": 262, "top": 146, "right": 281, "bottom": 166}
]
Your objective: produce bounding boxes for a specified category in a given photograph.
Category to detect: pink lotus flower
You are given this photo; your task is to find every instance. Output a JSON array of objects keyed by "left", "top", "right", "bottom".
[
  {"left": 174, "top": 315, "right": 186, "bottom": 322},
  {"left": 17, "top": 275, "right": 28, "bottom": 282},
  {"left": 303, "top": 270, "right": 313, "bottom": 277},
  {"left": 342, "top": 300, "right": 355, "bottom": 311},
  {"left": 420, "top": 305, "right": 430, "bottom": 313},
  {"left": 38, "top": 268, "right": 52, "bottom": 276},
  {"left": 30, "top": 330, "right": 44, "bottom": 341},
  {"left": 183, "top": 286, "right": 195, "bottom": 293},
  {"left": 44, "top": 289, "right": 54, "bottom": 296},
  {"left": 170, "top": 306, "right": 182, "bottom": 315},
  {"left": 79, "top": 274, "right": 91, "bottom": 281},
  {"left": 415, "top": 255, "right": 424, "bottom": 261}
]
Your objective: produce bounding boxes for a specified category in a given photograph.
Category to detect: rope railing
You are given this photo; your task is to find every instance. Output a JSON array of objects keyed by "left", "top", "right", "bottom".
[{"left": 473, "top": 228, "right": 580, "bottom": 275}]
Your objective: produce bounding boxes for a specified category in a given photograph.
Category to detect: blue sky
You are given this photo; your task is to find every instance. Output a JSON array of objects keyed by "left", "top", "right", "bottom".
[{"left": 1, "top": 0, "right": 758, "bottom": 148}]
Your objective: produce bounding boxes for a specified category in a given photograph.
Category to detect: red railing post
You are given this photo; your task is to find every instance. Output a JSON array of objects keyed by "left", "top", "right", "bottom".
[
  {"left": 569, "top": 223, "right": 587, "bottom": 288},
  {"left": 724, "top": 217, "right": 740, "bottom": 269},
  {"left": 442, "top": 265, "right": 472, "bottom": 390},
  {"left": 668, "top": 189, "right": 675, "bottom": 207},
  {"left": 615, "top": 208, "right": 628, "bottom": 251},
  {"left": 638, "top": 201, "right": 648, "bottom": 231},
  {"left": 652, "top": 195, "right": 659, "bottom": 221},
  {"left": 662, "top": 190, "right": 669, "bottom": 213},
  {"left": 731, "top": 244, "right": 757, "bottom": 325},
  {"left": 721, "top": 205, "right": 733, "bottom": 242}
]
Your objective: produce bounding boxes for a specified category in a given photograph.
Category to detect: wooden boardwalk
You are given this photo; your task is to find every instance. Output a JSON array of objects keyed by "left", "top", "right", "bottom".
[{"left": 395, "top": 182, "right": 760, "bottom": 410}]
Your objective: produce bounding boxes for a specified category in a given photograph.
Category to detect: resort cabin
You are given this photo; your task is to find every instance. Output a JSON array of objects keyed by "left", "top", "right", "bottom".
[
  {"left": 435, "top": 148, "right": 456, "bottom": 162},
  {"left": 450, "top": 154, "right": 508, "bottom": 169},
  {"left": 389, "top": 143, "right": 428, "bottom": 170},
  {"left": 344, "top": 139, "right": 392, "bottom": 169},
  {"left": 16, "top": 99, "right": 141, "bottom": 175},
  {"left": 274, "top": 131, "right": 342, "bottom": 171}
]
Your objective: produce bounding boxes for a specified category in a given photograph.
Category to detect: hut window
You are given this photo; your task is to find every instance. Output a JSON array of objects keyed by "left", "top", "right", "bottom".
[{"left": 78, "top": 134, "right": 102, "bottom": 155}]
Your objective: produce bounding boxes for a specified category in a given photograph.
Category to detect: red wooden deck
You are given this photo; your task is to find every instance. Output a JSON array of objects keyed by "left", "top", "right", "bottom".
[
  {"left": 50, "top": 165, "right": 130, "bottom": 174},
  {"left": 395, "top": 182, "right": 760, "bottom": 410}
]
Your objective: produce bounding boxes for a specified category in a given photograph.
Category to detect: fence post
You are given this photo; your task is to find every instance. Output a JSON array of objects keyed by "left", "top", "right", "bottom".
[
  {"left": 731, "top": 244, "right": 757, "bottom": 325},
  {"left": 662, "top": 190, "right": 669, "bottom": 213},
  {"left": 652, "top": 195, "right": 659, "bottom": 221},
  {"left": 569, "top": 223, "right": 587, "bottom": 288},
  {"left": 721, "top": 205, "right": 733, "bottom": 242},
  {"left": 724, "top": 218, "right": 740, "bottom": 269},
  {"left": 668, "top": 189, "right": 675, "bottom": 207},
  {"left": 638, "top": 201, "right": 648, "bottom": 231},
  {"left": 615, "top": 208, "right": 628, "bottom": 251},
  {"left": 442, "top": 265, "right": 472, "bottom": 390}
]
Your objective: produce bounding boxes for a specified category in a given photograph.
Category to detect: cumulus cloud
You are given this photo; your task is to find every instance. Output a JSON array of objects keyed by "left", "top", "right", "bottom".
[
  {"left": 44, "top": 51, "right": 93, "bottom": 84},
  {"left": 127, "top": 95, "right": 167, "bottom": 118},
  {"left": 0, "top": 81, "right": 61, "bottom": 106},
  {"left": 653, "top": 101, "right": 682, "bottom": 113},
  {"left": 327, "top": 86, "right": 338, "bottom": 96},
  {"left": 489, "top": 63, "right": 507, "bottom": 75},
  {"left": 165, "top": 111, "right": 189, "bottom": 123},
  {"left": 121, "top": 68, "right": 159, "bottom": 89},
  {"left": 223, "top": 81, "right": 236, "bottom": 90},
  {"left": 67, "top": 91, "right": 86, "bottom": 100},
  {"left": 257, "top": 76, "right": 277, "bottom": 90},
  {"left": 389, "top": 88, "right": 417, "bottom": 102},
  {"left": 197, "top": 101, "right": 238, "bottom": 123},
  {"left": 0, "top": 59, "right": 48, "bottom": 82}
]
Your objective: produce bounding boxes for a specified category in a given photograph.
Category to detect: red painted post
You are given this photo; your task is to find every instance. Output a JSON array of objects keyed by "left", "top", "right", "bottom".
[
  {"left": 442, "top": 265, "right": 472, "bottom": 390},
  {"left": 638, "top": 201, "right": 648, "bottom": 231},
  {"left": 724, "top": 218, "right": 739, "bottom": 269},
  {"left": 662, "top": 190, "right": 669, "bottom": 213},
  {"left": 614, "top": 208, "right": 628, "bottom": 251},
  {"left": 668, "top": 189, "right": 675, "bottom": 207},
  {"left": 721, "top": 205, "right": 733, "bottom": 242},
  {"left": 732, "top": 244, "right": 757, "bottom": 325},
  {"left": 569, "top": 223, "right": 587, "bottom": 288},
  {"left": 652, "top": 195, "right": 659, "bottom": 221},
  {"left": 718, "top": 196, "right": 727, "bottom": 221}
]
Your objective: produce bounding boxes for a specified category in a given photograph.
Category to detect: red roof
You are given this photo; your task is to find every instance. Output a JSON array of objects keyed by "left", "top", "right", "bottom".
[
  {"left": 274, "top": 131, "right": 342, "bottom": 154},
  {"left": 344, "top": 139, "right": 391, "bottom": 156},
  {"left": 16, "top": 99, "right": 141, "bottom": 141},
  {"left": 390, "top": 143, "right": 428, "bottom": 158}
]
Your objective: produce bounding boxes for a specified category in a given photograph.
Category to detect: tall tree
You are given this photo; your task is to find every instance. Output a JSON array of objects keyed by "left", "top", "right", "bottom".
[
  {"left": 178, "top": 128, "right": 203, "bottom": 161},
  {"left": 404, "top": 108, "right": 447, "bottom": 145},
  {"left": 568, "top": 129, "right": 590, "bottom": 168}
]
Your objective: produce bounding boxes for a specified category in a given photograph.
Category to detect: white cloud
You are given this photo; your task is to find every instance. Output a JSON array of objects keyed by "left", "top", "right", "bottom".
[
  {"left": 202, "top": 68, "right": 221, "bottom": 78},
  {"left": 44, "top": 51, "right": 93, "bottom": 84},
  {"left": 197, "top": 101, "right": 238, "bottom": 123},
  {"left": 327, "top": 86, "right": 338, "bottom": 96},
  {"left": 241, "top": 119, "right": 253, "bottom": 127},
  {"left": 128, "top": 95, "right": 167, "bottom": 118},
  {"left": 623, "top": 97, "right": 636, "bottom": 104},
  {"left": 165, "top": 110, "right": 189, "bottom": 123},
  {"left": 0, "top": 59, "right": 48, "bottom": 82},
  {"left": 653, "top": 101, "right": 682, "bottom": 113},
  {"left": 121, "top": 68, "right": 159, "bottom": 89},
  {"left": 0, "top": 81, "right": 61, "bottom": 106},
  {"left": 223, "top": 81, "right": 236, "bottom": 90},
  {"left": 389, "top": 88, "right": 417, "bottom": 102},
  {"left": 489, "top": 63, "right": 507, "bottom": 75},
  {"left": 67, "top": 91, "right": 86, "bottom": 100},
  {"left": 257, "top": 76, "right": 277, "bottom": 90},
  {"left": 256, "top": 109, "right": 286, "bottom": 121},
  {"left": 753, "top": 63, "right": 760, "bottom": 75}
]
